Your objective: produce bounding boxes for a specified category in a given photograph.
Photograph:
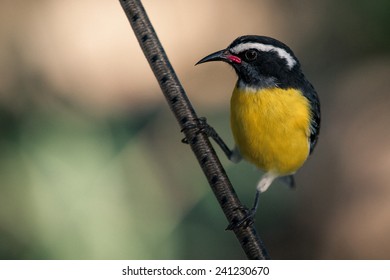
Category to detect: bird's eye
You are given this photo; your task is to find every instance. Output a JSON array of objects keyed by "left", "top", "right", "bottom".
[{"left": 244, "top": 50, "right": 257, "bottom": 61}]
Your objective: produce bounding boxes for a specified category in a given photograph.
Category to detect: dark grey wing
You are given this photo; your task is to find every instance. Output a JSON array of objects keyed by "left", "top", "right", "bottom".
[{"left": 302, "top": 81, "right": 321, "bottom": 154}]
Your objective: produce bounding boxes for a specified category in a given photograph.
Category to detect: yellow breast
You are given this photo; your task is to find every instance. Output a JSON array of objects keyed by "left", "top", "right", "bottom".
[{"left": 230, "top": 86, "right": 311, "bottom": 175}]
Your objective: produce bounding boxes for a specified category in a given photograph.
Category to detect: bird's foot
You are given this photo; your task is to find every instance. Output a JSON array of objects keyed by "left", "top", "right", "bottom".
[
  {"left": 181, "top": 117, "right": 214, "bottom": 144},
  {"left": 226, "top": 206, "right": 256, "bottom": 230}
]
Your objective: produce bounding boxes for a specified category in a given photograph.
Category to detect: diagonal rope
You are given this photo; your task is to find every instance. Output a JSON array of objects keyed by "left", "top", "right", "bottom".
[{"left": 118, "top": 0, "right": 270, "bottom": 259}]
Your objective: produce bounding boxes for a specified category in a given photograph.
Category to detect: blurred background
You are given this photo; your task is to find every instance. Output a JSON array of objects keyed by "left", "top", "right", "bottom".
[{"left": 1, "top": 0, "right": 389, "bottom": 259}]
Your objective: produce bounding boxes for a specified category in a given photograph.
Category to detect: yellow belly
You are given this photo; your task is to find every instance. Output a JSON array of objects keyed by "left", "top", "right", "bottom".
[{"left": 230, "top": 86, "right": 311, "bottom": 175}]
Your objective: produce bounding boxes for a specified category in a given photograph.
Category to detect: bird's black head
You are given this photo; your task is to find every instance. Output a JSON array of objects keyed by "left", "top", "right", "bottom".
[{"left": 196, "top": 35, "right": 302, "bottom": 89}]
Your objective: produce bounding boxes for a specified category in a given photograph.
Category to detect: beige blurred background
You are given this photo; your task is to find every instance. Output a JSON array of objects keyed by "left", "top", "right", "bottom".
[{"left": 1, "top": 0, "right": 389, "bottom": 259}]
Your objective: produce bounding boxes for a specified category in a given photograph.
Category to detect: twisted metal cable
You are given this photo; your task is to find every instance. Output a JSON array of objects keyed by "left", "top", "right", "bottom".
[{"left": 119, "top": 0, "right": 270, "bottom": 260}]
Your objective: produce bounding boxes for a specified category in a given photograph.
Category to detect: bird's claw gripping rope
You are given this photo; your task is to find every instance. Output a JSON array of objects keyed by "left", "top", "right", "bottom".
[
  {"left": 181, "top": 117, "right": 233, "bottom": 160},
  {"left": 226, "top": 206, "right": 257, "bottom": 230},
  {"left": 180, "top": 117, "right": 208, "bottom": 144},
  {"left": 227, "top": 189, "right": 261, "bottom": 230}
]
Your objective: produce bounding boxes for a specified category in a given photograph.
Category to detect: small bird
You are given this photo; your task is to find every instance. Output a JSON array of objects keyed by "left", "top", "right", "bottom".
[{"left": 196, "top": 35, "right": 320, "bottom": 225}]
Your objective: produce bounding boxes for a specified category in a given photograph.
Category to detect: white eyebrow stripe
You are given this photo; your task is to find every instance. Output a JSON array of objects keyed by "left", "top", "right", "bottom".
[{"left": 230, "top": 42, "right": 297, "bottom": 69}]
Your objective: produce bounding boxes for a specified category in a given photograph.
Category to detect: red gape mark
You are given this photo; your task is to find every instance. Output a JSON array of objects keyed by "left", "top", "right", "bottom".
[{"left": 227, "top": 55, "right": 242, "bottom": 64}]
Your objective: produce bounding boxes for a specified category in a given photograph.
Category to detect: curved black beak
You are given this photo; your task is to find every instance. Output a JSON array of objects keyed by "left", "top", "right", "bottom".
[
  {"left": 196, "top": 49, "right": 241, "bottom": 66},
  {"left": 196, "top": 49, "right": 228, "bottom": 65}
]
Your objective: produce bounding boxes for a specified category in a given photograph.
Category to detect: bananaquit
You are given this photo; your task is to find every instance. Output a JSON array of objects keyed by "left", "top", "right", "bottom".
[{"left": 196, "top": 35, "right": 320, "bottom": 223}]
